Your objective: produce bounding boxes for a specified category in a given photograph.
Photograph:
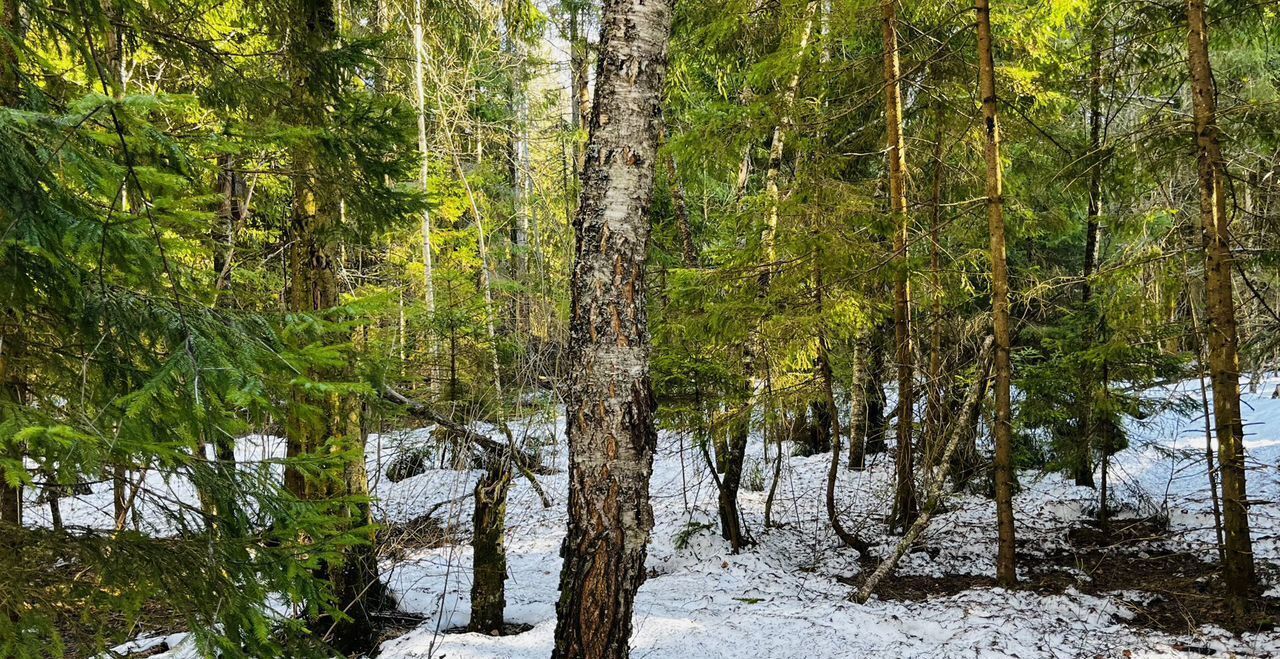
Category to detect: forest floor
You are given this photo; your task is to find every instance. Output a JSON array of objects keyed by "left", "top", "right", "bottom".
[{"left": 83, "top": 375, "right": 1280, "bottom": 657}]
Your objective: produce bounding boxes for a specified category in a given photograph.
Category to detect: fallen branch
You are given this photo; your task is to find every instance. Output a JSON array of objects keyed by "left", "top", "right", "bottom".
[
  {"left": 381, "top": 386, "right": 553, "bottom": 508},
  {"left": 854, "top": 335, "right": 994, "bottom": 604}
]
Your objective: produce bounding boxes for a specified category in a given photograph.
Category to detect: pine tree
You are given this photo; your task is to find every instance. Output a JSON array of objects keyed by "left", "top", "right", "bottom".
[
  {"left": 1184, "top": 0, "right": 1256, "bottom": 611},
  {"left": 975, "top": 0, "right": 1017, "bottom": 588}
]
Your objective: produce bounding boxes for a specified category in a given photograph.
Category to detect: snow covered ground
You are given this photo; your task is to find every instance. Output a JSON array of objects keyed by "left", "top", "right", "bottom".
[
  {"left": 74, "top": 374, "right": 1280, "bottom": 657},
  {"left": 374, "top": 375, "right": 1280, "bottom": 658}
]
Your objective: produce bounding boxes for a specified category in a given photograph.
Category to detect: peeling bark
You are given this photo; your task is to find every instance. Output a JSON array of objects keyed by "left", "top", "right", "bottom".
[{"left": 552, "top": 0, "right": 673, "bottom": 652}]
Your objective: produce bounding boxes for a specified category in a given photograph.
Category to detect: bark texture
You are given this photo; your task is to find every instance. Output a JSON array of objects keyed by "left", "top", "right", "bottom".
[
  {"left": 976, "top": 0, "right": 1017, "bottom": 587},
  {"left": 551, "top": 0, "right": 673, "bottom": 652},
  {"left": 1185, "top": 0, "right": 1256, "bottom": 608},
  {"left": 470, "top": 459, "right": 513, "bottom": 633}
]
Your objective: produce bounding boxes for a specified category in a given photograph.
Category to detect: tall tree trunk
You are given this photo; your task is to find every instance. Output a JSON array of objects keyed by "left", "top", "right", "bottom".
[
  {"left": 101, "top": 0, "right": 136, "bottom": 532},
  {"left": 283, "top": 1, "right": 388, "bottom": 650},
  {"left": 551, "top": 0, "right": 672, "bottom": 652},
  {"left": 883, "top": 0, "right": 917, "bottom": 534},
  {"left": 509, "top": 32, "right": 532, "bottom": 335},
  {"left": 976, "top": 0, "right": 1017, "bottom": 587},
  {"left": 761, "top": 0, "right": 817, "bottom": 282},
  {"left": 412, "top": 0, "right": 438, "bottom": 385},
  {"left": 1074, "top": 16, "right": 1104, "bottom": 489},
  {"left": 923, "top": 118, "right": 945, "bottom": 471},
  {"left": 1185, "top": 0, "right": 1255, "bottom": 610}
]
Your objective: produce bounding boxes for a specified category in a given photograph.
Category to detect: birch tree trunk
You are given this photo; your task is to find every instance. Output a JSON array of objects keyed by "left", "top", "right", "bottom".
[
  {"left": 761, "top": 0, "right": 817, "bottom": 281},
  {"left": 509, "top": 32, "right": 533, "bottom": 334},
  {"left": 412, "top": 0, "right": 437, "bottom": 378},
  {"left": 1074, "top": 16, "right": 1104, "bottom": 488},
  {"left": 883, "top": 0, "right": 917, "bottom": 534},
  {"left": 976, "top": 0, "right": 1017, "bottom": 587},
  {"left": 1185, "top": 0, "right": 1256, "bottom": 609},
  {"left": 551, "top": 0, "right": 672, "bottom": 652}
]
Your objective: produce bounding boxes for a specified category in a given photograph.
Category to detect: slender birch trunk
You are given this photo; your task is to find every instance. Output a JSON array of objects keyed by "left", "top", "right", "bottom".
[
  {"left": 761, "top": 0, "right": 817, "bottom": 281},
  {"left": 412, "top": 0, "right": 437, "bottom": 331},
  {"left": 1075, "top": 16, "right": 1104, "bottom": 488},
  {"left": 509, "top": 30, "right": 533, "bottom": 334}
]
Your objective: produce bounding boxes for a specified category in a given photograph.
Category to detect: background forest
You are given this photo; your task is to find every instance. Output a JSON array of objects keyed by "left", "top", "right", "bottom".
[{"left": 0, "top": 0, "right": 1278, "bottom": 656}]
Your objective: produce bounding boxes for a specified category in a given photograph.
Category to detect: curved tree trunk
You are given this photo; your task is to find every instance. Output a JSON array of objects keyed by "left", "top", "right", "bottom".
[{"left": 551, "top": 0, "right": 673, "bottom": 652}]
